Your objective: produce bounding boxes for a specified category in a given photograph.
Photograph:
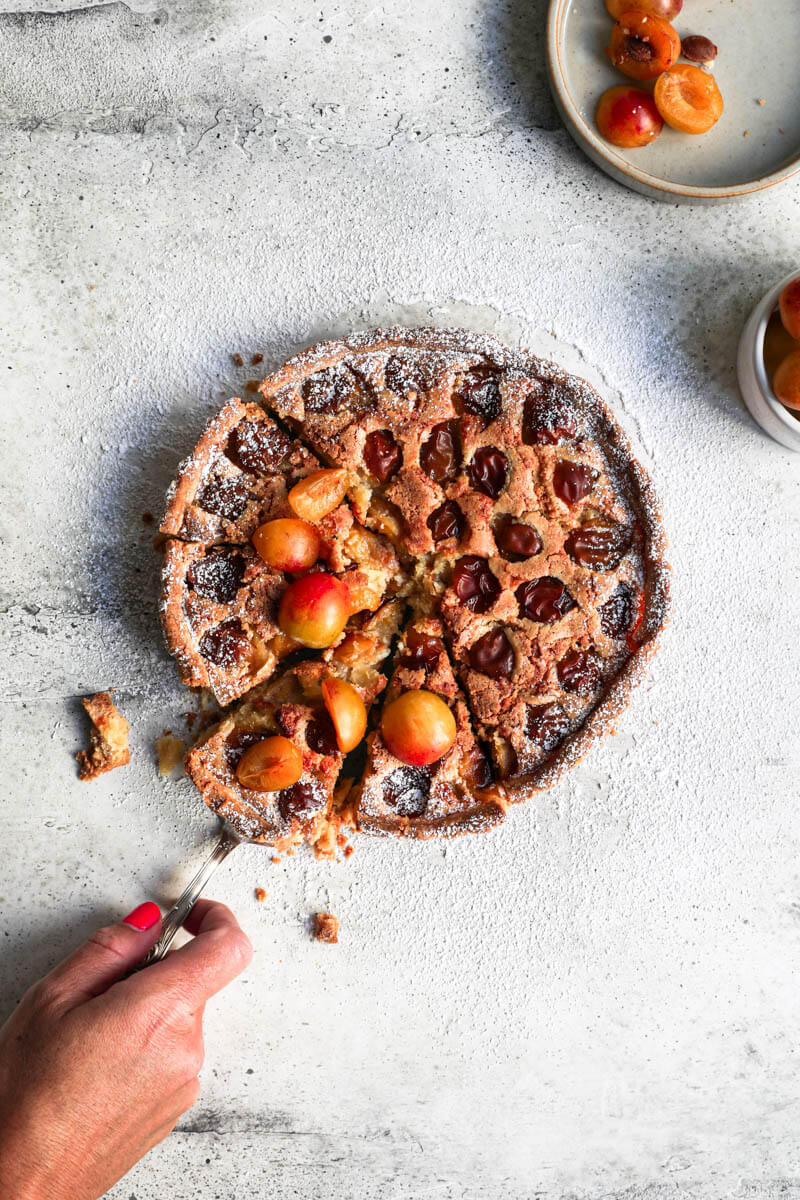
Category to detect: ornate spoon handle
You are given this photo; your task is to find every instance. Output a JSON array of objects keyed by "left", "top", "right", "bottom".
[{"left": 134, "top": 825, "right": 242, "bottom": 970}]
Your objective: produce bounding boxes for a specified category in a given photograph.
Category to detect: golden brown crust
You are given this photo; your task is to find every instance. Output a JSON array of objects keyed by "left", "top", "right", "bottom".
[{"left": 76, "top": 692, "right": 130, "bottom": 780}]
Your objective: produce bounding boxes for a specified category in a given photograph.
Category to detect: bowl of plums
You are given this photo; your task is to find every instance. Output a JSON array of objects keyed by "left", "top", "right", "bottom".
[
  {"left": 738, "top": 271, "right": 800, "bottom": 453},
  {"left": 547, "top": 0, "right": 800, "bottom": 202}
]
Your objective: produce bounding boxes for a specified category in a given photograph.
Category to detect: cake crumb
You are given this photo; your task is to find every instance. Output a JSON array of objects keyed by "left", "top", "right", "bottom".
[
  {"left": 757, "top": 98, "right": 765, "bottom": 106},
  {"left": 232, "top": 352, "right": 244, "bottom": 367},
  {"left": 156, "top": 732, "right": 186, "bottom": 777},
  {"left": 141, "top": 510, "right": 154, "bottom": 525},
  {"left": 743, "top": 130, "right": 750, "bottom": 137},
  {"left": 251, "top": 353, "right": 264, "bottom": 365},
  {"left": 245, "top": 379, "right": 261, "bottom": 393},
  {"left": 313, "top": 913, "right": 339, "bottom": 944},
  {"left": 77, "top": 693, "right": 130, "bottom": 780},
  {"left": 254, "top": 887, "right": 268, "bottom": 903}
]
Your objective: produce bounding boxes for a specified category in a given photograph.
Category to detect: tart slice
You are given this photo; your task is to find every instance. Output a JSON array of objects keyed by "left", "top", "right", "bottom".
[
  {"left": 352, "top": 617, "right": 505, "bottom": 839},
  {"left": 184, "top": 602, "right": 402, "bottom": 855},
  {"left": 162, "top": 398, "right": 321, "bottom": 544}
]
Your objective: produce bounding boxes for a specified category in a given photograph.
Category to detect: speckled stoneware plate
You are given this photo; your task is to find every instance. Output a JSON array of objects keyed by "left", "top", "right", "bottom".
[{"left": 547, "top": 0, "right": 800, "bottom": 203}]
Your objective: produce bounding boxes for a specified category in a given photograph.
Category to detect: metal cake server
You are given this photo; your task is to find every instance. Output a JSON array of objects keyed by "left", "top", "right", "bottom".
[{"left": 135, "top": 822, "right": 243, "bottom": 969}]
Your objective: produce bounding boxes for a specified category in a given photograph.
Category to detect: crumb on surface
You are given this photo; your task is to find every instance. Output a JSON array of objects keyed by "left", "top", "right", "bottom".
[
  {"left": 156, "top": 732, "right": 186, "bottom": 777},
  {"left": 245, "top": 379, "right": 260, "bottom": 393},
  {"left": 232, "top": 352, "right": 244, "bottom": 366},
  {"left": 77, "top": 692, "right": 130, "bottom": 780},
  {"left": 254, "top": 887, "right": 267, "bottom": 903},
  {"left": 141, "top": 510, "right": 154, "bottom": 525},
  {"left": 251, "top": 353, "right": 263, "bottom": 365},
  {"left": 313, "top": 912, "right": 339, "bottom": 944}
]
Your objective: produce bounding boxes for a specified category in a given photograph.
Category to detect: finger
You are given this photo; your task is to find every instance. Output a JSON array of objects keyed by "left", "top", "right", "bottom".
[
  {"left": 125, "top": 899, "right": 252, "bottom": 1010},
  {"left": 36, "top": 902, "right": 162, "bottom": 1010}
]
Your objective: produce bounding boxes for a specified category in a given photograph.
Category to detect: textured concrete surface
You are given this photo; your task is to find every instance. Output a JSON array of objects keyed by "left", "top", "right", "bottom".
[{"left": 2, "top": 1, "right": 800, "bottom": 1197}]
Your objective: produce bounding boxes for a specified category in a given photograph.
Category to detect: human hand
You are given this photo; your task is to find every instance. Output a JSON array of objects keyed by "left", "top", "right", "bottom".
[{"left": 0, "top": 898, "right": 252, "bottom": 1200}]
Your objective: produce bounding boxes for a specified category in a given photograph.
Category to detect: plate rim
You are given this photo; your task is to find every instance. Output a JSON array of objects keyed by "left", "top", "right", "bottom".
[{"left": 547, "top": 0, "right": 800, "bottom": 202}]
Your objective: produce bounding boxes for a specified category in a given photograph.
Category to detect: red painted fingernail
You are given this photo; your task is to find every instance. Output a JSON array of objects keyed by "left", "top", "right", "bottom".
[{"left": 122, "top": 902, "right": 161, "bottom": 930}]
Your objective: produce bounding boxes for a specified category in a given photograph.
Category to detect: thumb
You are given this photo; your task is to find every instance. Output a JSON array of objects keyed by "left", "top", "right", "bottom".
[{"left": 38, "top": 902, "right": 163, "bottom": 1011}]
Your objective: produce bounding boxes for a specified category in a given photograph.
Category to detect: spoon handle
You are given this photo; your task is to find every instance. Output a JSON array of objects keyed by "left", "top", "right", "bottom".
[{"left": 134, "top": 826, "right": 242, "bottom": 970}]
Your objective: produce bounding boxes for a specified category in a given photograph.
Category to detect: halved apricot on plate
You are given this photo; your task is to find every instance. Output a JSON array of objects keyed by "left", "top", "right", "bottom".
[
  {"left": 596, "top": 85, "right": 664, "bottom": 148},
  {"left": 607, "top": 10, "right": 680, "bottom": 81},
  {"left": 654, "top": 64, "right": 723, "bottom": 134}
]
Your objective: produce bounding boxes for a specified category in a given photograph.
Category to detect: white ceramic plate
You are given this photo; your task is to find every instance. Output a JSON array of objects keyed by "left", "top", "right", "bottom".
[{"left": 547, "top": 0, "right": 800, "bottom": 202}]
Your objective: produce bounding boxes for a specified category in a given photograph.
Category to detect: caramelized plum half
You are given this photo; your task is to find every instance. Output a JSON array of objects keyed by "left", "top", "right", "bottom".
[
  {"left": 565, "top": 524, "right": 630, "bottom": 571},
  {"left": 553, "top": 460, "right": 596, "bottom": 505},
  {"left": 197, "top": 476, "right": 250, "bottom": 521},
  {"left": 226, "top": 420, "right": 290, "bottom": 475},
  {"left": 516, "top": 577, "right": 575, "bottom": 623},
  {"left": 467, "top": 447, "right": 508, "bottom": 499},
  {"left": 525, "top": 703, "right": 569, "bottom": 752},
  {"left": 420, "top": 421, "right": 461, "bottom": 483},
  {"left": 188, "top": 549, "right": 246, "bottom": 603},
  {"left": 199, "top": 620, "right": 249, "bottom": 667},
  {"left": 364, "top": 430, "right": 402, "bottom": 482},
  {"left": 556, "top": 649, "right": 600, "bottom": 696},
  {"left": 469, "top": 628, "right": 515, "bottom": 679},
  {"left": 495, "top": 517, "right": 542, "bottom": 561},
  {"left": 453, "top": 364, "right": 502, "bottom": 425},
  {"left": 451, "top": 556, "right": 501, "bottom": 614},
  {"left": 427, "top": 500, "right": 466, "bottom": 544}
]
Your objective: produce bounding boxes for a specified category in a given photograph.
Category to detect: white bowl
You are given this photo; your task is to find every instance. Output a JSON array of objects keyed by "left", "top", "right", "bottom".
[
  {"left": 737, "top": 269, "right": 800, "bottom": 454},
  {"left": 547, "top": 0, "right": 800, "bottom": 204}
]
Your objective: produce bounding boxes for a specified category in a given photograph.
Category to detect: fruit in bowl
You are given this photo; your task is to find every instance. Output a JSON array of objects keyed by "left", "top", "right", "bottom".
[
  {"left": 596, "top": 3, "right": 724, "bottom": 150},
  {"left": 606, "top": 11, "right": 681, "bottom": 81},
  {"left": 596, "top": 85, "right": 663, "bottom": 148},
  {"left": 654, "top": 64, "right": 723, "bottom": 134},
  {"left": 773, "top": 351, "right": 800, "bottom": 412},
  {"left": 779, "top": 278, "right": 800, "bottom": 342}
]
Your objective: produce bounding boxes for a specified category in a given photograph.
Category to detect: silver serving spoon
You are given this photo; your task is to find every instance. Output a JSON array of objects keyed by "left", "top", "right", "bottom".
[{"left": 134, "top": 822, "right": 243, "bottom": 969}]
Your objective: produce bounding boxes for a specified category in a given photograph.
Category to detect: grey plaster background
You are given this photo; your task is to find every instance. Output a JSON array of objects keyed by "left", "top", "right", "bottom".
[{"left": 2, "top": 1, "right": 800, "bottom": 1197}]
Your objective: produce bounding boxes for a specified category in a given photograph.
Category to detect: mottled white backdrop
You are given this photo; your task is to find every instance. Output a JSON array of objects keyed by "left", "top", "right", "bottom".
[{"left": 2, "top": 1, "right": 800, "bottom": 1197}]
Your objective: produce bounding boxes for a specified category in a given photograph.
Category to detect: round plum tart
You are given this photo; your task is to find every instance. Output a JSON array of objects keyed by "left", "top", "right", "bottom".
[{"left": 160, "top": 327, "right": 670, "bottom": 854}]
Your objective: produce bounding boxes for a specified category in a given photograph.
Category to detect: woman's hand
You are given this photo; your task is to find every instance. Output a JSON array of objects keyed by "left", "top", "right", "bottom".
[{"left": 0, "top": 898, "right": 252, "bottom": 1200}]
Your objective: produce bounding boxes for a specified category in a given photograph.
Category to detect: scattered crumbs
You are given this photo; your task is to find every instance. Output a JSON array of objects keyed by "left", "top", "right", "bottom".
[
  {"left": 271, "top": 855, "right": 281, "bottom": 864},
  {"left": 254, "top": 887, "right": 267, "bottom": 903},
  {"left": 251, "top": 353, "right": 263, "bottom": 366},
  {"left": 141, "top": 510, "right": 154, "bottom": 525},
  {"left": 156, "top": 732, "right": 186, "bottom": 777},
  {"left": 757, "top": 99, "right": 765, "bottom": 107},
  {"left": 232, "top": 352, "right": 244, "bottom": 367},
  {"left": 344, "top": 844, "right": 355, "bottom": 858},
  {"left": 743, "top": 130, "right": 750, "bottom": 138},
  {"left": 77, "top": 692, "right": 131, "bottom": 780},
  {"left": 245, "top": 379, "right": 261, "bottom": 393},
  {"left": 313, "top": 912, "right": 339, "bottom": 944},
  {"left": 779, "top": 128, "right": 785, "bottom": 135}
]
